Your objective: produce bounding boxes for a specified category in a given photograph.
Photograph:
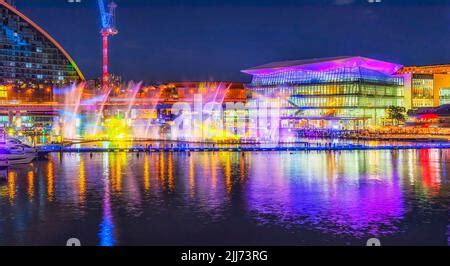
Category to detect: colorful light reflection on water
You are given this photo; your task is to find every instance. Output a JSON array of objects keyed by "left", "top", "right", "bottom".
[{"left": 0, "top": 149, "right": 449, "bottom": 245}]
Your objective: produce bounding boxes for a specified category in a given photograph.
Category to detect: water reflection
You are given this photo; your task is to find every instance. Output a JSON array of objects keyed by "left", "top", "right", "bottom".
[
  {"left": 99, "top": 152, "right": 115, "bottom": 246},
  {"left": 189, "top": 154, "right": 195, "bottom": 197},
  {"left": 47, "top": 160, "right": 54, "bottom": 202},
  {"left": 143, "top": 153, "right": 150, "bottom": 191},
  {"left": 0, "top": 149, "right": 448, "bottom": 245},
  {"left": 27, "top": 170, "right": 34, "bottom": 200},
  {"left": 247, "top": 151, "right": 407, "bottom": 237},
  {"left": 79, "top": 157, "right": 86, "bottom": 203},
  {"left": 7, "top": 170, "right": 15, "bottom": 204}
]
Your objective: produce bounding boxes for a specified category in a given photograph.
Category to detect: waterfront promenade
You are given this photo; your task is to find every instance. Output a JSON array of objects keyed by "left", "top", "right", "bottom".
[{"left": 38, "top": 142, "right": 450, "bottom": 153}]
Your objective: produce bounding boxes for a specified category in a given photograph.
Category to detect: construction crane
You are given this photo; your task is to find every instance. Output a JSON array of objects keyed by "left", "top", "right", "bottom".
[{"left": 98, "top": 0, "right": 118, "bottom": 92}]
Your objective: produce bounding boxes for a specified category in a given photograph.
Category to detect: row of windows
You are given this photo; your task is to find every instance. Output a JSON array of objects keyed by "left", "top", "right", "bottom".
[
  {"left": 412, "top": 80, "right": 433, "bottom": 87},
  {"left": 0, "top": 54, "right": 69, "bottom": 65},
  {"left": 0, "top": 67, "right": 77, "bottom": 76},
  {"left": 251, "top": 67, "right": 403, "bottom": 86},
  {"left": 0, "top": 40, "right": 58, "bottom": 50},
  {"left": 412, "top": 78, "right": 434, "bottom": 98},
  {"left": 0, "top": 42, "right": 52, "bottom": 54},
  {"left": 439, "top": 88, "right": 450, "bottom": 97},
  {"left": 251, "top": 84, "right": 404, "bottom": 97},
  {"left": 412, "top": 88, "right": 434, "bottom": 98},
  {"left": 439, "top": 90, "right": 450, "bottom": 105},
  {"left": 412, "top": 99, "right": 434, "bottom": 108},
  {"left": 289, "top": 96, "right": 403, "bottom": 108},
  {"left": 0, "top": 49, "right": 66, "bottom": 59},
  {"left": 0, "top": 73, "right": 77, "bottom": 81},
  {"left": 298, "top": 108, "right": 386, "bottom": 119},
  {"left": 1, "top": 75, "right": 77, "bottom": 82},
  {"left": 0, "top": 5, "right": 81, "bottom": 88}
]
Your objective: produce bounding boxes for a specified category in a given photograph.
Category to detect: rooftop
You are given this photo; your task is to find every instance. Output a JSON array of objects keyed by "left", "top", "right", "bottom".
[
  {"left": 241, "top": 56, "right": 403, "bottom": 76},
  {"left": 396, "top": 64, "right": 450, "bottom": 74}
]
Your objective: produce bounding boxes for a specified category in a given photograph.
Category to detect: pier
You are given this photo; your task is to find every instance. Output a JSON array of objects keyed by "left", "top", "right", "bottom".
[{"left": 37, "top": 142, "right": 450, "bottom": 154}]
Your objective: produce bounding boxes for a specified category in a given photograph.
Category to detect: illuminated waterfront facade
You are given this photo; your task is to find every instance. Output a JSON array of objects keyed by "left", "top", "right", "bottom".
[
  {"left": 242, "top": 56, "right": 404, "bottom": 130},
  {"left": 397, "top": 64, "right": 450, "bottom": 109},
  {"left": 0, "top": 1, "right": 83, "bottom": 135},
  {"left": 0, "top": 1, "right": 84, "bottom": 102}
]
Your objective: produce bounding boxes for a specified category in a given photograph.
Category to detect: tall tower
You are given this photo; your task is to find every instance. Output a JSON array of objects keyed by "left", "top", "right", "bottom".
[{"left": 97, "top": 0, "right": 118, "bottom": 92}]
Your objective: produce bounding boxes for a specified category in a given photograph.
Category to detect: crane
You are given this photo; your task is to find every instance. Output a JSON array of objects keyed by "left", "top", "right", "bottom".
[{"left": 98, "top": 0, "right": 118, "bottom": 92}]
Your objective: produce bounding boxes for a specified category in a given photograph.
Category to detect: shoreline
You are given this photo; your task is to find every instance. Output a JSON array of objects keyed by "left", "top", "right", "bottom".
[{"left": 38, "top": 143, "right": 450, "bottom": 154}]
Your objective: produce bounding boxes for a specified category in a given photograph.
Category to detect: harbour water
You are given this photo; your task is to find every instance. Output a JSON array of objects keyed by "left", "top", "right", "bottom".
[{"left": 0, "top": 149, "right": 449, "bottom": 246}]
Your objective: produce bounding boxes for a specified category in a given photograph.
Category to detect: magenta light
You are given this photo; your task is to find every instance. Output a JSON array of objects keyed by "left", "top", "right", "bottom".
[{"left": 242, "top": 56, "right": 404, "bottom": 76}]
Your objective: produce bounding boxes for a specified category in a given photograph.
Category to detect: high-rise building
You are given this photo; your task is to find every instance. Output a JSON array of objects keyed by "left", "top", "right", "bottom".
[
  {"left": 242, "top": 56, "right": 404, "bottom": 130},
  {"left": 0, "top": 0, "right": 84, "bottom": 102}
]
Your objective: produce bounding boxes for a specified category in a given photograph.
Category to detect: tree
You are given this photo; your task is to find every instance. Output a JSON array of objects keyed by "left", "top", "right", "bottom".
[{"left": 387, "top": 105, "right": 407, "bottom": 126}]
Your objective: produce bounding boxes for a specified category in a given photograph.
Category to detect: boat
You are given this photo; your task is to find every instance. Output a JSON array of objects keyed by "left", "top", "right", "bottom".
[
  {"left": 0, "top": 145, "right": 37, "bottom": 166},
  {"left": 6, "top": 138, "right": 38, "bottom": 153},
  {"left": 0, "top": 129, "right": 37, "bottom": 166}
]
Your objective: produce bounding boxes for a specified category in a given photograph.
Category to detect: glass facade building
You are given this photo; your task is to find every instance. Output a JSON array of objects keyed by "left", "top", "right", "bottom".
[
  {"left": 398, "top": 65, "right": 450, "bottom": 109},
  {"left": 242, "top": 56, "right": 404, "bottom": 130},
  {"left": 0, "top": 1, "right": 84, "bottom": 102},
  {"left": 410, "top": 74, "right": 434, "bottom": 108},
  {"left": 440, "top": 88, "right": 450, "bottom": 106}
]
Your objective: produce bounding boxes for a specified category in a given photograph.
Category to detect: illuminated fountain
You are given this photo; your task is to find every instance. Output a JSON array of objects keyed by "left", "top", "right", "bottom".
[
  {"left": 56, "top": 83, "right": 85, "bottom": 140},
  {"left": 53, "top": 80, "right": 280, "bottom": 144},
  {"left": 169, "top": 82, "right": 240, "bottom": 142},
  {"left": 142, "top": 86, "right": 162, "bottom": 140},
  {"left": 91, "top": 88, "right": 112, "bottom": 136},
  {"left": 125, "top": 81, "right": 143, "bottom": 119}
]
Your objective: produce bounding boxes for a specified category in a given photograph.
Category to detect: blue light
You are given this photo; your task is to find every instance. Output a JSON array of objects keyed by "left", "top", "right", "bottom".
[
  {"left": 99, "top": 215, "right": 115, "bottom": 246},
  {"left": 2, "top": 25, "right": 27, "bottom": 46}
]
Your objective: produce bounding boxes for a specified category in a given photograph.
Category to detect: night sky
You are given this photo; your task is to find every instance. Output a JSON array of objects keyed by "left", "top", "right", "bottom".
[{"left": 14, "top": 0, "right": 450, "bottom": 83}]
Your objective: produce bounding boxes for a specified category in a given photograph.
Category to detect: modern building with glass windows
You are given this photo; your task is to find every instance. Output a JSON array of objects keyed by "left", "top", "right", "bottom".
[
  {"left": 0, "top": 0, "right": 84, "bottom": 102},
  {"left": 242, "top": 56, "right": 404, "bottom": 130},
  {"left": 0, "top": 1, "right": 84, "bottom": 136},
  {"left": 397, "top": 64, "right": 450, "bottom": 109}
]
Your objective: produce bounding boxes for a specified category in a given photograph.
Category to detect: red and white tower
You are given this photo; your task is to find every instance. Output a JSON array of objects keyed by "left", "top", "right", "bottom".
[{"left": 98, "top": 0, "right": 118, "bottom": 92}]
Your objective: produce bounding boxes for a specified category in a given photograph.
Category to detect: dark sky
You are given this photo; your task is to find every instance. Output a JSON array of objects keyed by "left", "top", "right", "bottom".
[{"left": 13, "top": 0, "right": 450, "bottom": 83}]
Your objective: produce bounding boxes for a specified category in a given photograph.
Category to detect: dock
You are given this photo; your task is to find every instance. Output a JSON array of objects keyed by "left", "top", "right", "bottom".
[{"left": 36, "top": 143, "right": 450, "bottom": 154}]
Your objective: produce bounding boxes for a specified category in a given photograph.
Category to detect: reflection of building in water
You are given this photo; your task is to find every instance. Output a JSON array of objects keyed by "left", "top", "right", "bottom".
[
  {"left": 143, "top": 153, "right": 150, "bottom": 191},
  {"left": 168, "top": 152, "right": 174, "bottom": 192},
  {"left": 8, "top": 170, "right": 15, "bottom": 203},
  {"left": 47, "top": 158, "right": 54, "bottom": 201},
  {"left": 113, "top": 153, "right": 125, "bottom": 192},
  {"left": 418, "top": 149, "right": 441, "bottom": 193},
  {"left": 99, "top": 152, "right": 116, "bottom": 246},
  {"left": 246, "top": 151, "right": 406, "bottom": 238},
  {"left": 79, "top": 156, "right": 86, "bottom": 203},
  {"left": 27, "top": 170, "right": 34, "bottom": 200},
  {"left": 189, "top": 154, "right": 195, "bottom": 197}
]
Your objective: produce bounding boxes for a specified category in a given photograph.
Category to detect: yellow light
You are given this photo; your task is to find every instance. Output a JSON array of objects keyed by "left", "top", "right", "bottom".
[{"left": 104, "top": 117, "right": 132, "bottom": 140}]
